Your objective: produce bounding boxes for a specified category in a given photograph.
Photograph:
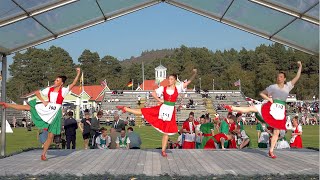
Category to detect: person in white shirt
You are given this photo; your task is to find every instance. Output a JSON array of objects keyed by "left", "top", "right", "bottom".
[
  {"left": 224, "top": 61, "right": 302, "bottom": 159},
  {"left": 116, "top": 129, "right": 131, "bottom": 149},
  {"left": 96, "top": 127, "right": 111, "bottom": 149}
]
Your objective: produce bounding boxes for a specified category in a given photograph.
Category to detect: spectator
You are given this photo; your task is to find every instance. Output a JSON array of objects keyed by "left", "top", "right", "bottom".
[
  {"left": 236, "top": 128, "right": 250, "bottom": 149},
  {"left": 109, "top": 128, "right": 118, "bottom": 149},
  {"left": 290, "top": 116, "right": 303, "bottom": 148},
  {"left": 79, "top": 110, "right": 92, "bottom": 149},
  {"left": 116, "top": 129, "right": 130, "bottom": 149},
  {"left": 127, "top": 127, "right": 142, "bottom": 149},
  {"left": 96, "top": 127, "right": 111, "bottom": 149},
  {"left": 256, "top": 121, "right": 270, "bottom": 148},
  {"left": 182, "top": 112, "right": 199, "bottom": 149},
  {"left": 12, "top": 116, "right": 16, "bottom": 128},
  {"left": 276, "top": 130, "right": 290, "bottom": 149},
  {"left": 22, "top": 117, "right": 27, "bottom": 128},
  {"left": 112, "top": 112, "right": 125, "bottom": 132},
  {"left": 199, "top": 115, "right": 215, "bottom": 149},
  {"left": 64, "top": 111, "right": 78, "bottom": 149},
  {"left": 175, "top": 131, "right": 183, "bottom": 149},
  {"left": 60, "top": 129, "right": 66, "bottom": 149},
  {"left": 91, "top": 111, "right": 103, "bottom": 148}
]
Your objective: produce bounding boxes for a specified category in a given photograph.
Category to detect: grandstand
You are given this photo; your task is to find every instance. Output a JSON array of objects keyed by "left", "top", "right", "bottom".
[{"left": 209, "top": 90, "right": 250, "bottom": 119}]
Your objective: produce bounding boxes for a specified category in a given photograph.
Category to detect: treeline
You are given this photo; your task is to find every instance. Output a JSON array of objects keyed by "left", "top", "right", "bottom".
[{"left": 7, "top": 43, "right": 319, "bottom": 103}]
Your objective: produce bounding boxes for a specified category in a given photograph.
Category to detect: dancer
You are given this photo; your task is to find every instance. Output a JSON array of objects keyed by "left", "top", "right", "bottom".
[
  {"left": 290, "top": 116, "right": 303, "bottom": 148},
  {"left": 116, "top": 69, "right": 197, "bottom": 157},
  {"left": 0, "top": 68, "right": 81, "bottom": 160},
  {"left": 224, "top": 61, "right": 302, "bottom": 158}
]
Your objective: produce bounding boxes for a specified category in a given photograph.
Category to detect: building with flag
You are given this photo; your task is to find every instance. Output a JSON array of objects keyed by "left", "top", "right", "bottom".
[{"left": 136, "top": 64, "right": 182, "bottom": 91}]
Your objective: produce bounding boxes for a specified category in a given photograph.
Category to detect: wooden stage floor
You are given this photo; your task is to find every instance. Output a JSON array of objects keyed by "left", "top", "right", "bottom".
[{"left": 0, "top": 149, "right": 318, "bottom": 177}]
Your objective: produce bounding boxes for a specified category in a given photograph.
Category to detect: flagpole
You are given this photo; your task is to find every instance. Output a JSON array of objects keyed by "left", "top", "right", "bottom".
[
  {"left": 142, "top": 61, "right": 145, "bottom": 91},
  {"left": 212, "top": 79, "right": 214, "bottom": 91},
  {"left": 132, "top": 79, "right": 134, "bottom": 91},
  {"left": 239, "top": 79, "right": 241, "bottom": 91},
  {"left": 80, "top": 72, "right": 83, "bottom": 118}
]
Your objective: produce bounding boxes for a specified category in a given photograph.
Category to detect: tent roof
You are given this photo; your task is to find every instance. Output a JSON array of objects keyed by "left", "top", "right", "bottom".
[{"left": 0, "top": 0, "right": 318, "bottom": 55}]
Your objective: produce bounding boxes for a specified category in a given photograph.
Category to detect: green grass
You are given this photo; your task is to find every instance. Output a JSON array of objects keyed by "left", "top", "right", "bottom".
[{"left": 0, "top": 125, "right": 319, "bottom": 155}]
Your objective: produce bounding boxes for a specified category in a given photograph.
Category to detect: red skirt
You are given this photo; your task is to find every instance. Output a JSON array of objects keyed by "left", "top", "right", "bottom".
[
  {"left": 290, "top": 136, "right": 303, "bottom": 148},
  {"left": 229, "top": 138, "right": 237, "bottom": 149},
  {"left": 141, "top": 105, "right": 178, "bottom": 135},
  {"left": 261, "top": 102, "right": 286, "bottom": 130},
  {"left": 213, "top": 133, "right": 228, "bottom": 144},
  {"left": 204, "top": 139, "right": 216, "bottom": 149},
  {"left": 182, "top": 141, "right": 195, "bottom": 149}
]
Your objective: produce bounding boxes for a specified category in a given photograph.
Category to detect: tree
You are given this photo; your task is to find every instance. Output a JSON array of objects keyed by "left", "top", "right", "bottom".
[{"left": 78, "top": 49, "right": 100, "bottom": 85}]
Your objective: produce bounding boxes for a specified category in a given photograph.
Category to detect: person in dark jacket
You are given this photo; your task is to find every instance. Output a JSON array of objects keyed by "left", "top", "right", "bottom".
[
  {"left": 64, "top": 111, "right": 78, "bottom": 149},
  {"left": 90, "top": 111, "right": 103, "bottom": 148}
]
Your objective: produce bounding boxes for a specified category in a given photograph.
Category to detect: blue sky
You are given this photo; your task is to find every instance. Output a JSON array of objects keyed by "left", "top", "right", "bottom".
[{"left": 7, "top": 3, "right": 271, "bottom": 65}]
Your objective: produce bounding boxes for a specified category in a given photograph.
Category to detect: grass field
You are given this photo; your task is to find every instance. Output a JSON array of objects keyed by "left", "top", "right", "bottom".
[{"left": 0, "top": 125, "right": 319, "bottom": 155}]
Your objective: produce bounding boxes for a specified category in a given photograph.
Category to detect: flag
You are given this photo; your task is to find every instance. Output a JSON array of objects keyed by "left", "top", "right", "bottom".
[
  {"left": 127, "top": 80, "right": 133, "bottom": 87},
  {"left": 234, "top": 79, "right": 241, "bottom": 87},
  {"left": 100, "top": 79, "right": 107, "bottom": 87},
  {"left": 79, "top": 72, "right": 84, "bottom": 91}
]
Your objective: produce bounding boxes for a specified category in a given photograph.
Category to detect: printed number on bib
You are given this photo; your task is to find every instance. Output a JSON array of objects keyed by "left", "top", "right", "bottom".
[
  {"left": 269, "top": 103, "right": 285, "bottom": 120},
  {"left": 49, "top": 105, "right": 56, "bottom": 111},
  {"left": 158, "top": 104, "right": 174, "bottom": 121}
]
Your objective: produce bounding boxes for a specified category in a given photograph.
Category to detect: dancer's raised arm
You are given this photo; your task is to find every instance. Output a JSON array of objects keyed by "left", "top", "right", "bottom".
[
  {"left": 182, "top": 69, "right": 197, "bottom": 89},
  {"left": 69, "top": 67, "right": 81, "bottom": 90},
  {"left": 291, "top": 61, "right": 302, "bottom": 86}
]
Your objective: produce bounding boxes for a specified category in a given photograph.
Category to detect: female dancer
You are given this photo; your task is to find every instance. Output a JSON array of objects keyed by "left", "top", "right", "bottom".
[
  {"left": 116, "top": 69, "right": 197, "bottom": 157},
  {"left": 224, "top": 61, "right": 302, "bottom": 158},
  {"left": 290, "top": 116, "right": 303, "bottom": 148},
  {"left": 0, "top": 68, "right": 81, "bottom": 160}
]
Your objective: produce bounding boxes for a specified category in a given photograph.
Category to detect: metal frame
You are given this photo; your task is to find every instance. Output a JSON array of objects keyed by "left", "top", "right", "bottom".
[
  {"left": 249, "top": 0, "right": 319, "bottom": 25},
  {"left": 1, "top": 54, "right": 7, "bottom": 156},
  {"left": 0, "top": 0, "right": 318, "bottom": 55},
  {"left": 0, "top": 0, "right": 79, "bottom": 28},
  {"left": 6, "top": 0, "right": 161, "bottom": 55},
  {"left": 166, "top": 0, "right": 317, "bottom": 55},
  {"left": 11, "top": 0, "right": 57, "bottom": 37}
]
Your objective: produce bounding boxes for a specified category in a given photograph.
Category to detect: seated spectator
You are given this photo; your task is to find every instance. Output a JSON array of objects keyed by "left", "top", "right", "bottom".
[
  {"left": 290, "top": 116, "right": 303, "bottom": 148},
  {"left": 212, "top": 133, "right": 233, "bottom": 149},
  {"left": 256, "top": 121, "right": 270, "bottom": 148},
  {"left": 236, "top": 128, "right": 250, "bottom": 149},
  {"left": 175, "top": 131, "right": 183, "bottom": 149},
  {"left": 116, "top": 129, "right": 130, "bottom": 149},
  {"left": 127, "top": 127, "right": 141, "bottom": 149},
  {"left": 276, "top": 130, "right": 290, "bottom": 149},
  {"left": 96, "top": 127, "right": 111, "bottom": 149}
]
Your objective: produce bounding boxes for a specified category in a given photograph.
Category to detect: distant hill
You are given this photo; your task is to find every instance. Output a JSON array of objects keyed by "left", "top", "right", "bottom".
[{"left": 120, "top": 49, "right": 175, "bottom": 65}]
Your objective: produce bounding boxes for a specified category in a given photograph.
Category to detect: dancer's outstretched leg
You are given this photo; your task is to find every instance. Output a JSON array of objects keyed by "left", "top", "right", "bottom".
[
  {"left": 0, "top": 102, "right": 30, "bottom": 111},
  {"left": 161, "top": 134, "right": 169, "bottom": 157},
  {"left": 41, "top": 132, "right": 54, "bottom": 160},
  {"left": 116, "top": 106, "right": 142, "bottom": 115},
  {"left": 269, "top": 129, "right": 279, "bottom": 159},
  {"left": 224, "top": 105, "right": 258, "bottom": 113}
]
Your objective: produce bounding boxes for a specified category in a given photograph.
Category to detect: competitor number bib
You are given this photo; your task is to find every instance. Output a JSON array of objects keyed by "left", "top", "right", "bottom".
[
  {"left": 269, "top": 103, "right": 285, "bottom": 120},
  {"left": 158, "top": 104, "right": 174, "bottom": 121}
]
